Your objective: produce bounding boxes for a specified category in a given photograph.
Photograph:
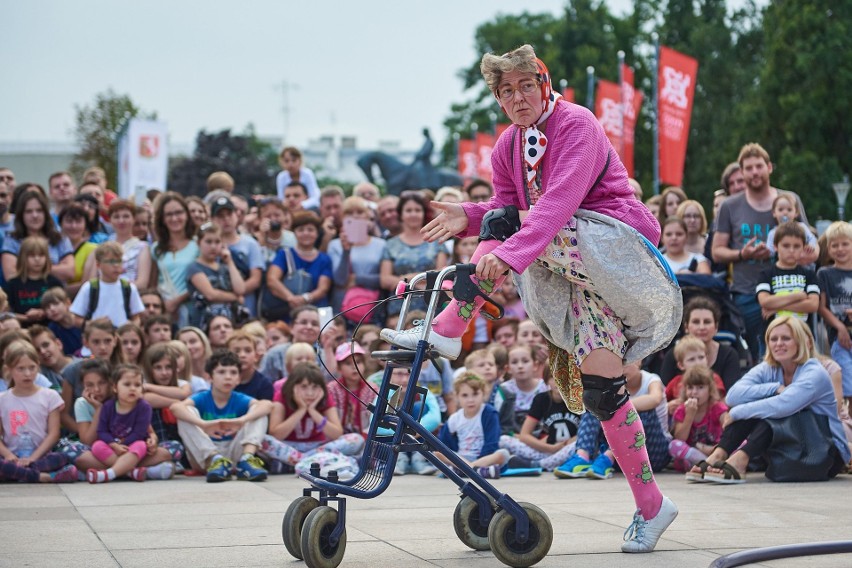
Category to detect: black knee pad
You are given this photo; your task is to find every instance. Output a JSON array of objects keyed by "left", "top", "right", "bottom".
[
  {"left": 581, "top": 373, "right": 629, "bottom": 421},
  {"left": 479, "top": 206, "right": 521, "bottom": 242}
]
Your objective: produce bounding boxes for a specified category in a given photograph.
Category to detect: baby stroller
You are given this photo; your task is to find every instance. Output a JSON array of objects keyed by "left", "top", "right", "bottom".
[{"left": 282, "top": 264, "right": 553, "bottom": 568}]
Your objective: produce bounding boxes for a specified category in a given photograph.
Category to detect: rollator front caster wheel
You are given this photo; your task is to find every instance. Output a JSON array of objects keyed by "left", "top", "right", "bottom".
[
  {"left": 453, "top": 496, "right": 494, "bottom": 550},
  {"left": 488, "top": 502, "right": 553, "bottom": 568},
  {"left": 282, "top": 496, "right": 319, "bottom": 559},
  {"left": 301, "top": 505, "right": 347, "bottom": 568}
]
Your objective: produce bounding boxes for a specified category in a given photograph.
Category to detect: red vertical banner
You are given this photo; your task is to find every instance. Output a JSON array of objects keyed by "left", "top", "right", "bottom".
[
  {"left": 458, "top": 139, "right": 477, "bottom": 180},
  {"left": 620, "top": 64, "right": 643, "bottom": 177},
  {"left": 658, "top": 46, "right": 698, "bottom": 187},
  {"left": 476, "top": 133, "right": 496, "bottom": 181},
  {"left": 496, "top": 123, "right": 510, "bottom": 138},
  {"left": 562, "top": 87, "right": 575, "bottom": 103},
  {"left": 594, "top": 79, "right": 623, "bottom": 157}
]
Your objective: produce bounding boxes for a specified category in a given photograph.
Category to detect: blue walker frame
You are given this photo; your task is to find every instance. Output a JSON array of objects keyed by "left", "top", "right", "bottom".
[{"left": 291, "top": 264, "right": 545, "bottom": 564}]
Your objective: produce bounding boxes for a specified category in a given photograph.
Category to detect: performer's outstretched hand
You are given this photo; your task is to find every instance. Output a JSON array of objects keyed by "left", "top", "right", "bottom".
[
  {"left": 476, "top": 253, "right": 510, "bottom": 281},
  {"left": 422, "top": 201, "right": 468, "bottom": 243}
]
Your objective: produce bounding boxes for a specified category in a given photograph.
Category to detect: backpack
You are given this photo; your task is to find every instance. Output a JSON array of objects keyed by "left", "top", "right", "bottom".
[{"left": 86, "top": 278, "right": 133, "bottom": 321}]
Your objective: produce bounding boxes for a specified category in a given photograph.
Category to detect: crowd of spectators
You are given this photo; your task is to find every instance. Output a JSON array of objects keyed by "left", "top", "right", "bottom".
[{"left": 0, "top": 140, "right": 849, "bottom": 485}]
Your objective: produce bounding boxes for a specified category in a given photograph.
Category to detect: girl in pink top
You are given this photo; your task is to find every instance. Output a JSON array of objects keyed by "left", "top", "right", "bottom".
[{"left": 382, "top": 44, "right": 680, "bottom": 553}]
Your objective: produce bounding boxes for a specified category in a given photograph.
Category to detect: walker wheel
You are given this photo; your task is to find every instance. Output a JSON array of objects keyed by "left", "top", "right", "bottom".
[
  {"left": 301, "top": 505, "right": 347, "bottom": 568},
  {"left": 453, "top": 496, "right": 494, "bottom": 550},
  {"left": 488, "top": 502, "right": 553, "bottom": 568},
  {"left": 282, "top": 496, "right": 319, "bottom": 559}
]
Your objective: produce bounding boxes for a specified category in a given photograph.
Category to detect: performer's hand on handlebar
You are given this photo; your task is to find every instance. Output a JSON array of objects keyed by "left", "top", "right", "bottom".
[
  {"left": 422, "top": 201, "right": 468, "bottom": 243},
  {"left": 476, "top": 253, "right": 510, "bottom": 281}
]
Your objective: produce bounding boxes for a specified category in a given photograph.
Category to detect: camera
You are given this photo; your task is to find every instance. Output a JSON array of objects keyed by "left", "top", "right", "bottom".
[{"left": 270, "top": 221, "right": 282, "bottom": 232}]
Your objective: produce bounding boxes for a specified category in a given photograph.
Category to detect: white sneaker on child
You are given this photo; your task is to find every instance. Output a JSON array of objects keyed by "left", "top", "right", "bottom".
[
  {"left": 394, "top": 453, "right": 411, "bottom": 476},
  {"left": 380, "top": 326, "right": 462, "bottom": 360},
  {"left": 146, "top": 462, "right": 175, "bottom": 480},
  {"left": 621, "top": 496, "right": 678, "bottom": 553},
  {"left": 410, "top": 453, "right": 437, "bottom": 475}
]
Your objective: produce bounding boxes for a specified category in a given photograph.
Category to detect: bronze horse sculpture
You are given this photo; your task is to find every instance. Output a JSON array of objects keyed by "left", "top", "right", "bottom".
[{"left": 357, "top": 129, "right": 463, "bottom": 195}]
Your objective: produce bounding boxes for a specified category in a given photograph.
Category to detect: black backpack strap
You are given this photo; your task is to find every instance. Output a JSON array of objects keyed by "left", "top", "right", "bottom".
[
  {"left": 86, "top": 279, "right": 100, "bottom": 320},
  {"left": 120, "top": 279, "right": 132, "bottom": 320}
]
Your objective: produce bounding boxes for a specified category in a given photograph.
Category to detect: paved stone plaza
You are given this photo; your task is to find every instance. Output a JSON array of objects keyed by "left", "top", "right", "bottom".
[{"left": 2, "top": 471, "right": 851, "bottom": 567}]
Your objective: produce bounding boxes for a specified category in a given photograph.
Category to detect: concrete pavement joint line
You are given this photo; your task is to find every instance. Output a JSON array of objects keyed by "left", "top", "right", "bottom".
[{"left": 59, "top": 486, "right": 123, "bottom": 567}]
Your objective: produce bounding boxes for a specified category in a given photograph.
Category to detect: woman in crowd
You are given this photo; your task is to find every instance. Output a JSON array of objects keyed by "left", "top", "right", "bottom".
[
  {"left": 379, "top": 192, "right": 448, "bottom": 315},
  {"left": 150, "top": 192, "right": 198, "bottom": 327},
  {"left": 58, "top": 203, "right": 98, "bottom": 297},
  {"left": 676, "top": 200, "right": 708, "bottom": 256},
  {"left": 658, "top": 297, "right": 742, "bottom": 391},
  {"left": 327, "top": 196, "right": 386, "bottom": 318},
  {"left": 690, "top": 316, "right": 850, "bottom": 483},
  {"left": 2, "top": 190, "right": 74, "bottom": 283},
  {"left": 266, "top": 211, "right": 333, "bottom": 319}
]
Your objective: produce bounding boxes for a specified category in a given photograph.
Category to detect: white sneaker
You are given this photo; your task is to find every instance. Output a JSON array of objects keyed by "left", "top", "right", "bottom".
[
  {"left": 380, "top": 326, "right": 462, "bottom": 360},
  {"left": 394, "top": 453, "right": 411, "bottom": 476},
  {"left": 410, "top": 453, "right": 437, "bottom": 475},
  {"left": 621, "top": 496, "right": 678, "bottom": 553}
]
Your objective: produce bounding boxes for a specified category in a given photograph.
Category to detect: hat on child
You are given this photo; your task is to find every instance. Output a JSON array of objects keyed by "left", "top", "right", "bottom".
[
  {"left": 335, "top": 342, "right": 366, "bottom": 362},
  {"left": 210, "top": 196, "right": 236, "bottom": 216}
]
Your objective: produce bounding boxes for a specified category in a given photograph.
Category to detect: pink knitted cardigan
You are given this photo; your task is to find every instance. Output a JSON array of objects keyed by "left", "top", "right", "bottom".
[{"left": 459, "top": 100, "right": 660, "bottom": 274}]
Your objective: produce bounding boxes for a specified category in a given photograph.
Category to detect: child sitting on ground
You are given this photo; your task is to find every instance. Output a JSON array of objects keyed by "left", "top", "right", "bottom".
[
  {"left": 501, "top": 343, "right": 549, "bottom": 428},
  {"left": 326, "top": 342, "right": 375, "bottom": 436},
  {"left": 261, "top": 362, "right": 364, "bottom": 477},
  {"left": 500, "top": 369, "right": 582, "bottom": 471},
  {"left": 385, "top": 366, "right": 442, "bottom": 476},
  {"left": 436, "top": 373, "right": 509, "bottom": 479},
  {"left": 671, "top": 366, "right": 728, "bottom": 474},
  {"left": 0, "top": 342, "right": 78, "bottom": 483},
  {"left": 170, "top": 350, "right": 272, "bottom": 482},
  {"left": 86, "top": 365, "right": 164, "bottom": 483},
  {"left": 664, "top": 336, "right": 727, "bottom": 416},
  {"left": 465, "top": 348, "right": 517, "bottom": 436}
]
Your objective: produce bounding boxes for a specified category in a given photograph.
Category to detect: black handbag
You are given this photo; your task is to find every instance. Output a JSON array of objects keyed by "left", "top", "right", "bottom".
[
  {"left": 764, "top": 409, "right": 843, "bottom": 482},
  {"left": 260, "top": 248, "right": 314, "bottom": 322}
]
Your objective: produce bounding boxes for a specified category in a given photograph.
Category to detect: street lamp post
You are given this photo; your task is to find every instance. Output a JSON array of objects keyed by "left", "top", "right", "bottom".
[{"left": 833, "top": 175, "right": 850, "bottom": 221}]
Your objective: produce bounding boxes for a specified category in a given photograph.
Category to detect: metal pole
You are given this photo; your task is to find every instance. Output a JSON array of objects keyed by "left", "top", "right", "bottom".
[
  {"left": 471, "top": 122, "right": 479, "bottom": 173},
  {"left": 652, "top": 33, "right": 660, "bottom": 196},
  {"left": 452, "top": 132, "right": 460, "bottom": 170},
  {"left": 585, "top": 66, "right": 595, "bottom": 111},
  {"left": 833, "top": 175, "right": 850, "bottom": 221},
  {"left": 489, "top": 112, "right": 497, "bottom": 137},
  {"left": 617, "top": 50, "right": 626, "bottom": 161}
]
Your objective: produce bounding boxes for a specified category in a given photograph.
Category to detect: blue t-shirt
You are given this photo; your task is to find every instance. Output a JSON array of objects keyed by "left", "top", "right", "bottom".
[
  {"left": 270, "top": 248, "right": 333, "bottom": 308},
  {"left": 190, "top": 390, "right": 254, "bottom": 441},
  {"left": 235, "top": 370, "right": 274, "bottom": 401},
  {"left": 1, "top": 235, "right": 73, "bottom": 266},
  {"left": 49, "top": 322, "right": 83, "bottom": 356}
]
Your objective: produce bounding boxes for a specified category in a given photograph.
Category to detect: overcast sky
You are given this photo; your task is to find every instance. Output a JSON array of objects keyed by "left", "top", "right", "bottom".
[{"left": 5, "top": 0, "right": 747, "bottom": 152}]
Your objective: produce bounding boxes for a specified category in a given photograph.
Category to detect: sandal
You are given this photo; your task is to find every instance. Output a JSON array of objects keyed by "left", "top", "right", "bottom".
[
  {"left": 684, "top": 460, "right": 713, "bottom": 483},
  {"left": 704, "top": 461, "right": 746, "bottom": 484}
]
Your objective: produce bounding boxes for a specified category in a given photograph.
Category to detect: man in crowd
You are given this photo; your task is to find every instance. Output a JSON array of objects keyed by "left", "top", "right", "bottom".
[
  {"left": 376, "top": 194, "right": 401, "bottom": 238},
  {"left": 48, "top": 171, "right": 77, "bottom": 220},
  {"left": 712, "top": 142, "right": 810, "bottom": 361},
  {"left": 318, "top": 186, "right": 345, "bottom": 251}
]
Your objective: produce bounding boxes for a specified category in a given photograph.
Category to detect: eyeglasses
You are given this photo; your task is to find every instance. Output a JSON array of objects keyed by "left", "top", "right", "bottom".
[{"left": 497, "top": 80, "right": 539, "bottom": 101}]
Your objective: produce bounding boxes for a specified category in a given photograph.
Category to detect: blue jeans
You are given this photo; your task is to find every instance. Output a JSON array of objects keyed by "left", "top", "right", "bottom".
[
  {"left": 830, "top": 340, "right": 852, "bottom": 397},
  {"left": 734, "top": 292, "right": 765, "bottom": 362}
]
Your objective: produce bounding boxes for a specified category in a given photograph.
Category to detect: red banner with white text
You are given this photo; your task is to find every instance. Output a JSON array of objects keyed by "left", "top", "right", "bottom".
[
  {"left": 594, "top": 79, "right": 623, "bottom": 161},
  {"left": 562, "top": 87, "right": 575, "bottom": 103},
  {"left": 658, "top": 46, "right": 698, "bottom": 187},
  {"left": 457, "top": 134, "right": 497, "bottom": 182}
]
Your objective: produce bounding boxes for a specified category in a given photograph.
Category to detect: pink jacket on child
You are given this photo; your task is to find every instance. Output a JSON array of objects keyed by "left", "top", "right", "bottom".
[{"left": 459, "top": 100, "right": 660, "bottom": 274}]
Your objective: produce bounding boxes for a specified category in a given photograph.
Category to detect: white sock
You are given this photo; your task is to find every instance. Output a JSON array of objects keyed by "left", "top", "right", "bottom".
[
  {"left": 685, "top": 446, "right": 708, "bottom": 465},
  {"left": 146, "top": 462, "right": 174, "bottom": 480},
  {"left": 241, "top": 453, "right": 254, "bottom": 462}
]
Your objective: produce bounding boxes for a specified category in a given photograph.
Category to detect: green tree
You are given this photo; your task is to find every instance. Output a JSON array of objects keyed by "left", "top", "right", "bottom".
[
  {"left": 71, "top": 89, "right": 155, "bottom": 189},
  {"left": 747, "top": 0, "right": 852, "bottom": 220}
]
